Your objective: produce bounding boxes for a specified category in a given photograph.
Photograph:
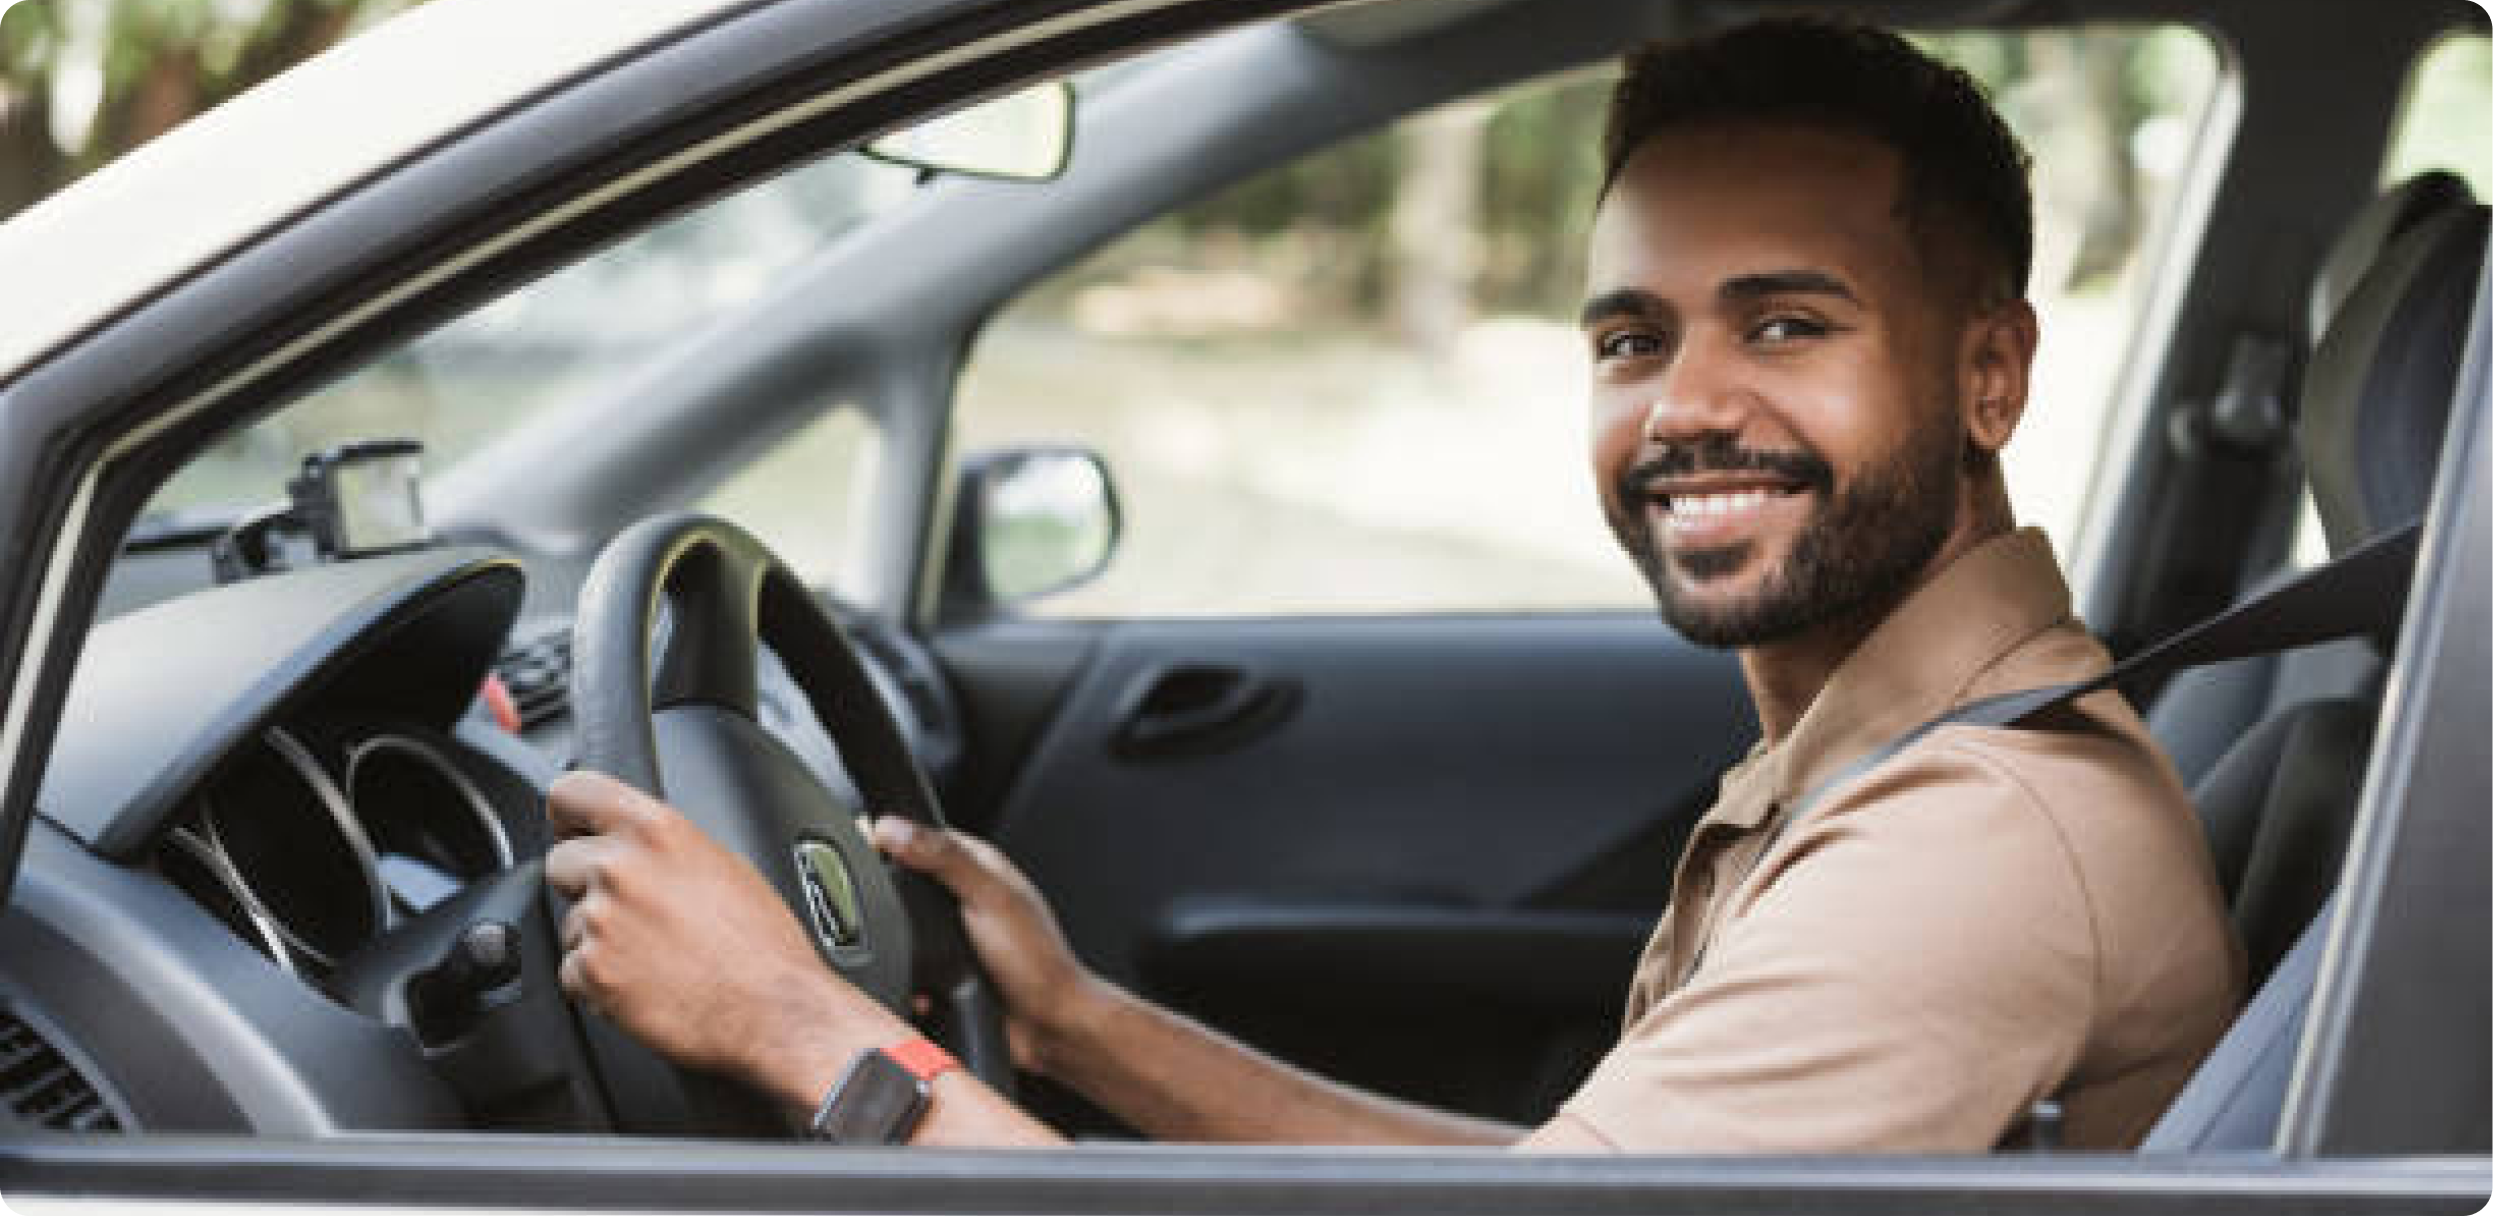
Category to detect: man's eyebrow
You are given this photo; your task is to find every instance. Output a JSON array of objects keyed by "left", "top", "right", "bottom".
[
  {"left": 1719, "top": 269, "right": 1860, "bottom": 305},
  {"left": 1579, "top": 288, "right": 1665, "bottom": 329}
]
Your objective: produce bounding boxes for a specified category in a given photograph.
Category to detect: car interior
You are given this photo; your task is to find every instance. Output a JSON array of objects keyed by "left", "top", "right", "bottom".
[{"left": 0, "top": 0, "right": 2484, "bottom": 1207}]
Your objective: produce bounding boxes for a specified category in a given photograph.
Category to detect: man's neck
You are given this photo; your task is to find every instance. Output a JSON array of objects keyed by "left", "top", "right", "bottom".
[
  {"left": 1738, "top": 606, "right": 1885, "bottom": 745},
  {"left": 1739, "top": 514, "right": 2012, "bottom": 745}
]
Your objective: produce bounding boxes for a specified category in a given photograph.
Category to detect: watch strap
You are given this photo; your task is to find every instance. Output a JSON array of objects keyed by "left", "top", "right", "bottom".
[{"left": 885, "top": 1036, "right": 959, "bottom": 1083}]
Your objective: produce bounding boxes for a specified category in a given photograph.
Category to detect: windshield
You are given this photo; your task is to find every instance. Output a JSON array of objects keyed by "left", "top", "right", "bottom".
[{"left": 138, "top": 149, "right": 925, "bottom": 529}]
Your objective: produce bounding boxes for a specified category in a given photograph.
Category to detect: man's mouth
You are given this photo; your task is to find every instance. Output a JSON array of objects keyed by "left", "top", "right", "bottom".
[
  {"left": 1617, "top": 440, "right": 1833, "bottom": 557},
  {"left": 1652, "top": 479, "right": 1809, "bottom": 517},
  {"left": 1644, "top": 477, "right": 1814, "bottom": 545}
]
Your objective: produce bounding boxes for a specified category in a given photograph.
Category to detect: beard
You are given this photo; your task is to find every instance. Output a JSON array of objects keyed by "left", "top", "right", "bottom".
[{"left": 1608, "top": 414, "right": 1961, "bottom": 649}]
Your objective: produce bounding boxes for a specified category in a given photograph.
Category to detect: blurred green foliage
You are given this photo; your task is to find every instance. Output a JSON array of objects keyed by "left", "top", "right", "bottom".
[
  {"left": 2385, "top": 33, "right": 2492, "bottom": 191},
  {"left": 1027, "top": 24, "right": 2257, "bottom": 343},
  {"left": 0, "top": 0, "right": 430, "bottom": 214}
]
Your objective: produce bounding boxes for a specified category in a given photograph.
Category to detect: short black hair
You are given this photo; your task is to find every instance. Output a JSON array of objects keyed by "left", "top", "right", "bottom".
[{"left": 1602, "top": 16, "right": 2034, "bottom": 305}]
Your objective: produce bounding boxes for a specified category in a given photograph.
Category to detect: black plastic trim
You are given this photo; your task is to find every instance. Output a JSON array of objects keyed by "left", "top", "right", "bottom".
[
  {"left": 2, "top": 822, "right": 464, "bottom": 1134},
  {"left": 1141, "top": 900, "right": 1650, "bottom": 1015}
]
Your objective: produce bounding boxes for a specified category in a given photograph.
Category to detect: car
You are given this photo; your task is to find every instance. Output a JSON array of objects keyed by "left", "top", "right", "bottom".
[{"left": 0, "top": 0, "right": 2484, "bottom": 1211}]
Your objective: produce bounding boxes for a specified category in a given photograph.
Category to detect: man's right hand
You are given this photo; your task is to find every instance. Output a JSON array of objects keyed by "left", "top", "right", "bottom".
[{"left": 872, "top": 817, "right": 1107, "bottom": 1074}]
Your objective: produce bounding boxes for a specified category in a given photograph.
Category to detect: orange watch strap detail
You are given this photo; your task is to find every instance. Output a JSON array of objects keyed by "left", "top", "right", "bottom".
[{"left": 885, "top": 1036, "right": 959, "bottom": 1083}]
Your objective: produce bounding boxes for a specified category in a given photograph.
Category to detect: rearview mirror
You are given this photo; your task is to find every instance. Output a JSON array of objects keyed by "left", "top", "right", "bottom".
[
  {"left": 943, "top": 447, "right": 1119, "bottom": 619},
  {"left": 866, "top": 81, "right": 1073, "bottom": 183}
]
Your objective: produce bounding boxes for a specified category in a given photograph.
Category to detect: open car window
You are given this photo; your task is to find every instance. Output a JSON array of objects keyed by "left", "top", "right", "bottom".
[
  {"left": 134, "top": 149, "right": 924, "bottom": 580},
  {"left": 953, "top": 25, "right": 2222, "bottom": 618}
]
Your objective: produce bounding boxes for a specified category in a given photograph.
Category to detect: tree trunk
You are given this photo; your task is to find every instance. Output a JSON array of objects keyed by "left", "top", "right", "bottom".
[
  {"left": 1388, "top": 100, "right": 1489, "bottom": 359},
  {"left": 2025, "top": 31, "right": 2141, "bottom": 292},
  {"left": 226, "top": 1, "right": 361, "bottom": 104},
  {"left": 0, "top": 80, "right": 61, "bottom": 216},
  {"left": 2069, "top": 30, "right": 2142, "bottom": 286}
]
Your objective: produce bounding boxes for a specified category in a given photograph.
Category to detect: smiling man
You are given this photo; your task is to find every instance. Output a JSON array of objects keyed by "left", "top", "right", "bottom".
[{"left": 545, "top": 17, "right": 2242, "bottom": 1153}]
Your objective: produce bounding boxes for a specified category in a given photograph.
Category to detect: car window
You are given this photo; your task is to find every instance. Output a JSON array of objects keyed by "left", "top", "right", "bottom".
[
  {"left": 2381, "top": 31, "right": 2490, "bottom": 195},
  {"left": 134, "top": 150, "right": 922, "bottom": 597},
  {"left": 700, "top": 405, "right": 884, "bottom": 593},
  {"left": 953, "top": 25, "right": 2221, "bottom": 619}
]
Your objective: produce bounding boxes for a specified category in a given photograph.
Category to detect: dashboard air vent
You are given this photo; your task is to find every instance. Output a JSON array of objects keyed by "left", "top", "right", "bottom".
[
  {"left": 0, "top": 1007, "right": 122, "bottom": 1132},
  {"left": 495, "top": 629, "right": 573, "bottom": 730}
]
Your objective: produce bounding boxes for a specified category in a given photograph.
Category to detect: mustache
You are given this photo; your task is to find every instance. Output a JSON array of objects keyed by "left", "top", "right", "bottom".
[{"left": 1621, "top": 436, "right": 1835, "bottom": 503}]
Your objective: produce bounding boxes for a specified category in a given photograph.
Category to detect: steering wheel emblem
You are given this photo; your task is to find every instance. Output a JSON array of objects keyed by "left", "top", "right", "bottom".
[{"left": 794, "top": 839, "right": 871, "bottom": 962}]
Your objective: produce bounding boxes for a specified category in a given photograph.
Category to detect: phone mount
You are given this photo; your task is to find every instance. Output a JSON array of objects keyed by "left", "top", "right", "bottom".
[{"left": 212, "top": 438, "right": 433, "bottom": 583}]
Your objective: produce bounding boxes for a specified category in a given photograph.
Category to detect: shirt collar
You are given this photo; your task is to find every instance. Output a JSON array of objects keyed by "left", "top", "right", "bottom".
[{"left": 1714, "top": 527, "right": 2075, "bottom": 829}]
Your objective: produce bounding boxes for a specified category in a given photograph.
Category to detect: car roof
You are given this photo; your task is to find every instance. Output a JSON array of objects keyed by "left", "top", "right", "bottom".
[{"left": 0, "top": 0, "right": 742, "bottom": 387}]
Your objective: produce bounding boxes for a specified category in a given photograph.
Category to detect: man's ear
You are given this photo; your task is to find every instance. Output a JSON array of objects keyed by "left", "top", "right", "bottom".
[{"left": 1959, "top": 298, "right": 2038, "bottom": 454}]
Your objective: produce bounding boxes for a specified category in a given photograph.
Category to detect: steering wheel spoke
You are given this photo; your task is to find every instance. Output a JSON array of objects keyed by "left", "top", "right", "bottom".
[{"left": 650, "top": 537, "right": 765, "bottom": 718}]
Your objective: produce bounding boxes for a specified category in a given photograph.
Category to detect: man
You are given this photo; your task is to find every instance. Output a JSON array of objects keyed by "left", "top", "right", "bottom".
[{"left": 544, "top": 17, "right": 2242, "bottom": 1152}]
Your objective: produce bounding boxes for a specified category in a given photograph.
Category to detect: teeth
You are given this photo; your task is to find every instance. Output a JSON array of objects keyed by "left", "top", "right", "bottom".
[{"left": 1668, "top": 490, "right": 1774, "bottom": 518}]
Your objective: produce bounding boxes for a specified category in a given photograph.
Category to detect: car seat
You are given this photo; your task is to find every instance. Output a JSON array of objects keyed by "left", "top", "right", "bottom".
[
  {"left": 2149, "top": 172, "right": 2472, "bottom": 800},
  {"left": 2141, "top": 182, "right": 2487, "bottom": 1151}
]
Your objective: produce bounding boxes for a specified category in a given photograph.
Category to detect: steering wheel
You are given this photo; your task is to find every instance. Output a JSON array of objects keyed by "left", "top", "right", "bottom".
[{"left": 563, "top": 513, "right": 1010, "bottom": 1133}]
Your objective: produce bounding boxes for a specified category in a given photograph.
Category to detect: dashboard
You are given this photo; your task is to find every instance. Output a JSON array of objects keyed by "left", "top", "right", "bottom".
[{"left": 1, "top": 542, "right": 958, "bottom": 1134}]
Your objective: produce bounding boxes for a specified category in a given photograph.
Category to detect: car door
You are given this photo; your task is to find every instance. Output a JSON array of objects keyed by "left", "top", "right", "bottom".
[{"left": 939, "top": 617, "right": 1747, "bottom": 1125}]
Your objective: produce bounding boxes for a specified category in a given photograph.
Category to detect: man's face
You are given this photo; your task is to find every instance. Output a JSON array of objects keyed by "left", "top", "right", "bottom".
[{"left": 1583, "top": 120, "right": 1968, "bottom": 648}]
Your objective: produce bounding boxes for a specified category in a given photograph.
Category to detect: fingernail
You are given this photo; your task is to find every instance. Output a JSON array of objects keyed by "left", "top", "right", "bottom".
[{"left": 880, "top": 818, "right": 918, "bottom": 848}]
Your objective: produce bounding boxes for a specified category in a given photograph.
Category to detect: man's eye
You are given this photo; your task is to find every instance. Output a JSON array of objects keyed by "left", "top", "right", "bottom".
[
  {"left": 1596, "top": 331, "right": 1664, "bottom": 360},
  {"left": 1751, "top": 316, "right": 1829, "bottom": 343}
]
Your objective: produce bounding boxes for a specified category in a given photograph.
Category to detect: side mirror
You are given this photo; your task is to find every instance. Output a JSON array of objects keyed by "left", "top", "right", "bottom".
[
  {"left": 942, "top": 447, "right": 1120, "bottom": 620},
  {"left": 866, "top": 81, "right": 1073, "bottom": 183}
]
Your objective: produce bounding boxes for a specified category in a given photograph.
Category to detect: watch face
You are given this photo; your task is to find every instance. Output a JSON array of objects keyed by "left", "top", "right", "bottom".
[{"left": 811, "top": 1048, "right": 931, "bottom": 1145}]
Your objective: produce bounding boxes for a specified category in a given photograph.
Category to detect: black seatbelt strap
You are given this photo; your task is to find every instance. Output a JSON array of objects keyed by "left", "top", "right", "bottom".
[{"left": 1784, "top": 519, "right": 2421, "bottom": 825}]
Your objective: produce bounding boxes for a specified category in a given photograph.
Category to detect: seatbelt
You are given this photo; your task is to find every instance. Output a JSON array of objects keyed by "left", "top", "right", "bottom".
[
  {"left": 1683, "top": 521, "right": 2419, "bottom": 987},
  {"left": 1771, "top": 523, "right": 2418, "bottom": 1152},
  {"left": 1784, "top": 519, "right": 2422, "bottom": 824}
]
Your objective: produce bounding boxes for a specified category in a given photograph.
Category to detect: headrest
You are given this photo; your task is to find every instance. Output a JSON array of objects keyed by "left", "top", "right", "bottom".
[
  {"left": 2298, "top": 191, "right": 2487, "bottom": 556},
  {"left": 2308, "top": 171, "right": 2475, "bottom": 340}
]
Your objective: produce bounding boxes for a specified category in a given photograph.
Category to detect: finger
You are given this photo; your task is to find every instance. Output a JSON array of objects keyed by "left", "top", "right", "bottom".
[
  {"left": 546, "top": 770, "right": 658, "bottom": 841},
  {"left": 558, "top": 943, "right": 592, "bottom": 1004},
  {"left": 871, "top": 817, "right": 980, "bottom": 890},
  {"left": 544, "top": 836, "right": 612, "bottom": 901},
  {"left": 559, "top": 892, "right": 600, "bottom": 951}
]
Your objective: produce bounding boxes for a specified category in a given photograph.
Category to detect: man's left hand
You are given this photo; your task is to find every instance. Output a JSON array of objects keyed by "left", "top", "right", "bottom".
[{"left": 542, "top": 770, "right": 905, "bottom": 1096}]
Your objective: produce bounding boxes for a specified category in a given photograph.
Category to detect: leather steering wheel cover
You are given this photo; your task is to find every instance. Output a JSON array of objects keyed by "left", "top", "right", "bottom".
[{"left": 570, "top": 517, "right": 710, "bottom": 795}]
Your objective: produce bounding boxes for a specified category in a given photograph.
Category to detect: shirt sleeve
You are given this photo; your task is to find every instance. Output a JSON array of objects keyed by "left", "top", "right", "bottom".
[{"left": 1552, "top": 739, "right": 2100, "bottom": 1152}]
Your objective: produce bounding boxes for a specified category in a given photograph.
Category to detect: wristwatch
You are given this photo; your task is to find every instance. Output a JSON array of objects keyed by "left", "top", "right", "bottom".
[{"left": 806, "top": 1037, "right": 960, "bottom": 1144}]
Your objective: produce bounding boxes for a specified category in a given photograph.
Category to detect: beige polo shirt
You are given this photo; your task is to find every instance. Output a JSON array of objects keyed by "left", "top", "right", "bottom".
[{"left": 1551, "top": 529, "right": 2243, "bottom": 1152}]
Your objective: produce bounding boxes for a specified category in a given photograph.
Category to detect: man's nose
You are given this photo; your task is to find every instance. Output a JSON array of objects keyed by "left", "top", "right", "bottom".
[{"left": 1640, "top": 335, "right": 1751, "bottom": 444}]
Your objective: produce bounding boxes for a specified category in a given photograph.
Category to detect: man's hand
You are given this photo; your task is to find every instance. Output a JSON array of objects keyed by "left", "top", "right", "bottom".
[
  {"left": 544, "top": 770, "right": 905, "bottom": 1096},
  {"left": 872, "top": 818, "right": 1106, "bottom": 1074}
]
